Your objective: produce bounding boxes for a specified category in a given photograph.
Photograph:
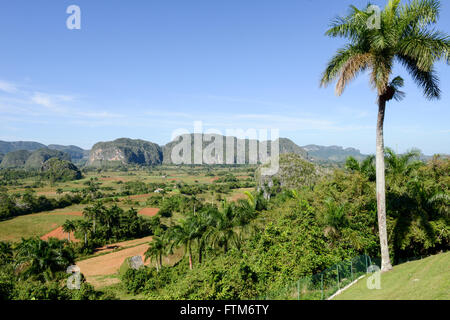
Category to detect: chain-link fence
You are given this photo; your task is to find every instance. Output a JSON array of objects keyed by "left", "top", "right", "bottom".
[{"left": 257, "top": 255, "right": 375, "bottom": 300}]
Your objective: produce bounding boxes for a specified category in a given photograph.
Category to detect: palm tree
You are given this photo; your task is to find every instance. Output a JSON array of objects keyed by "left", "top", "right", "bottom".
[
  {"left": 62, "top": 220, "right": 76, "bottom": 242},
  {"left": 321, "top": 198, "right": 348, "bottom": 240},
  {"left": 206, "top": 200, "right": 240, "bottom": 254},
  {"left": 385, "top": 147, "right": 422, "bottom": 185},
  {"left": 346, "top": 155, "right": 376, "bottom": 181},
  {"left": 321, "top": 0, "right": 449, "bottom": 271},
  {"left": 169, "top": 219, "right": 198, "bottom": 270},
  {"left": 15, "top": 238, "right": 72, "bottom": 281},
  {"left": 83, "top": 201, "right": 105, "bottom": 234},
  {"left": 144, "top": 236, "right": 166, "bottom": 271},
  {"left": 76, "top": 220, "right": 92, "bottom": 246}
]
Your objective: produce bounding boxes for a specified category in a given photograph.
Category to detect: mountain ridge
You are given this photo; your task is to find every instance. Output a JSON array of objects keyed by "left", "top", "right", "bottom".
[{"left": 0, "top": 138, "right": 442, "bottom": 167}]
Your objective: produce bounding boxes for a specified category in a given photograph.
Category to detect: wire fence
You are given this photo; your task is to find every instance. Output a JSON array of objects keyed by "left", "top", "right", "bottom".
[
  {"left": 257, "top": 254, "right": 376, "bottom": 300},
  {"left": 255, "top": 252, "right": 446, "bottom": 300}
]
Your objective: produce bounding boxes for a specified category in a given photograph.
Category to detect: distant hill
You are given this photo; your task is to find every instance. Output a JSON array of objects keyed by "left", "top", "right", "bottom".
[
  {"left": 0, "top": 150, "right": 32, "bottom": 168},
  {"left": 162, "top": 134, "right": 308, "bottom": 165},
  {"left": 302, "top": 144, "right": 368, "bottom": 162},
  {"left": 0, "top": 138, "right": 441, "bottom": 168},
  {"left": 88, "top": 138, "right": 163, "bottom": 166},
  {"left": 41, "top": 158, "right": 82, "bottom": 182},
  {"left": 0, "top": 141, "right": 46, "bottom": 154},
  {"left": 24, "top": 148, "right": 71, "bottom": 169},
  {"left": 256, "top": 153, "right": 320, "bottom": 199},
  {"left": 48, "top": 144, "right": 89, "bottom": 161}
]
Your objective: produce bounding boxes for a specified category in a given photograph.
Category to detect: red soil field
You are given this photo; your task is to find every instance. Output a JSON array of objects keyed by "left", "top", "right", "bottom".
[
  {"left": 52, "top": 211, "right": 83, "bottom": 216},
  {"left": 99, "top": 177, "right": 127, "bottom": 182},
  {"left": 138, "top": 208, "right": 160, "bottom": 217},
  {"left": 128, "top": 193, "right": 154, "bottom": 199},
  {"left": 231, "top": 193, "right": 247, "bottom": 201},
  {"left": 41, "top": 226, "right": 79, "bottom": 242}
]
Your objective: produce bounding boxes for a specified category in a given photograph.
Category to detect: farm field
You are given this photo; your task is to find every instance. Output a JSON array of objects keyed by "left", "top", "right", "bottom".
[
  {"left": 0, "top": 166, "right": 256, "bottom": 242},
  {"left": 0, "top": 165, "right": 257, "bottom": 293},
  {"left": 75, "top": 235, "right": 185, "bottom": 289},
  {"left": 0, "top": 207, "right": 84, "bottom": 242}
]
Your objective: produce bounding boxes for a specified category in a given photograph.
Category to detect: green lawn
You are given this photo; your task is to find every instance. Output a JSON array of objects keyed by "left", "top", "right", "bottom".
[{"left": 335, "top": 251, "right": 450, "bottom": 300}]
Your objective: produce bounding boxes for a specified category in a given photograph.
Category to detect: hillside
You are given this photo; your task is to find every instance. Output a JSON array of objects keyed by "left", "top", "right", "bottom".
[
  {"left": 302, "top": 144, "right": 368, "bottom": 162},
  {"left": 0, "top": 141, "right": 46, "bottom": 154},
  {"left": 24, "top": 148, "right": 71, "bottom": 169},
  {"left": 163, "top": 134, "right": 308, "bottom": 165},
  {"left": 88, "top": 138, "right": 163, "bottom": 166},
  {"left": 0, "top": 150, "right": 32, "bottom": 168},
  {"left": 256, "top": 153, "right": 319, "bottom": 198},
  {"left": 41, "top": 158, "right": 82, "bottom": 181},
  {"left": 48, "top": 144, "right": 89, "bottom": 161},
  {"left": 335, "top": 251, "right": 450, "bottom": 300}
]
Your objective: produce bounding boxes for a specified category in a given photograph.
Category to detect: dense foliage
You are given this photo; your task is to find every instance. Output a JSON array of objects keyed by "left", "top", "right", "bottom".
[
  {"left": 0, "top": 189, "right": 83, "bottom": 221},
  {"left": 0, "top": 238, "right": 113, "bottom": 300},
  {"left": 120, "top": 153, "right": 449, "bottom": 299}
]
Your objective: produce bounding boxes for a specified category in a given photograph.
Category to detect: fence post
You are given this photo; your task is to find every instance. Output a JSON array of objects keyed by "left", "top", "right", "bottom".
[
  {"left": 336, "top": 265, "right": 340, "bottom": 290},
  {"left": 321, "top": 274, "right": 324, "bottom": 300},
  {"left": 350, "top": 260, "right": 353, "bottom": 281},
  {"left": 297, "top": 280, "right": 300, "bottom": 300},
  {"left": 365, "top": 255, "right": 368, "bottom": 272}
]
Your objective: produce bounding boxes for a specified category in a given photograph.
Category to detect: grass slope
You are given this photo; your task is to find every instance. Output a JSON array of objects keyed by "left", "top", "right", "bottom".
[
  {"left": 0, "top": 205, "right": 85, "bottom": 241},
  {"left": 336, "top": 251, "right": 450, "bottom": 300}
]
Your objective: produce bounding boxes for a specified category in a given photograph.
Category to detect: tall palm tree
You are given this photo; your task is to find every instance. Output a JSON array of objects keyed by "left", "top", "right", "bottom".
[
  {"left": 76, "top": 220, "right": 92, "bottom": 246},
  {"left": 206, "top": 200, "right": 240, "bottom": 254},
  {"left": 83, "top": 201, "right": 105, "bottom": 234},
  {"left": 321, "top": 0, "right": 449, "bottom": 271},
  {"left": 144, "top": 236, "right": 166, "bottom": 271},
  {"left": 62, "top": 219, "right": 76, "bottom": 242},
  {"left": 169, "top": 219, "right": 198, "bottom": 270}
]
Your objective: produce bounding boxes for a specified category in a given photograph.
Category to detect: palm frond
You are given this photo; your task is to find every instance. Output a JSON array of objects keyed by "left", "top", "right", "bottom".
[
  {"left": 397, "top": 54, "right": 441, "bottom": 99},
  {"left": 398, "top": 0, "right": 440, "bottom": 31},
  {"left": 336, "top": 53, "right": 372, "bottom": 95},
  {"left": 320, "top": 44, "right": 366, "bottom": 88},
  {"left": 398, "top": 29, "right": 450, "bottom": 70}
]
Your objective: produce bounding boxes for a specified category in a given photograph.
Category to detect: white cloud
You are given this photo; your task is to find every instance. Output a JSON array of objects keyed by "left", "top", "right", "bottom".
[
  {"left": 31, "top": 92, "right": 53, "bottom": 108},
  {"left": 0, "top": 80, "right": 18, "bottom": 93}
]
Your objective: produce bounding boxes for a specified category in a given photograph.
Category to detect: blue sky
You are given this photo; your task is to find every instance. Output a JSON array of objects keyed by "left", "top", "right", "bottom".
[{"left": 0, "top": 0, "right": 449, "bottom": 154}]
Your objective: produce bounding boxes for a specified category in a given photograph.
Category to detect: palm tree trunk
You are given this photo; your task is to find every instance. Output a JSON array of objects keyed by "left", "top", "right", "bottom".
[
  {"left": 198, "top": 241, "right": 203, "bottom": 264},
  {"left": 188, "top": 246, "right": 193, "bottom": 270},
  {"left": 68, "top": 233, "right": 70, "bottom": 242},
  {"left": 376, "top": 98, "right": 393, "bottom": 272}
]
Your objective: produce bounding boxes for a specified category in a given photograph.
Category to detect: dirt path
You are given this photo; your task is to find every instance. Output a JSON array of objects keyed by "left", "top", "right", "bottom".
[{"left": 75, "top": 236, "right": 153, "bottom": 287}]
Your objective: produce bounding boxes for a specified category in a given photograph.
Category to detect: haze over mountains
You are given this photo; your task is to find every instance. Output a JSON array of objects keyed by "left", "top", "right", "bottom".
[{"left": 0, "top": 136, "right": 383, "bottom": 168}]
